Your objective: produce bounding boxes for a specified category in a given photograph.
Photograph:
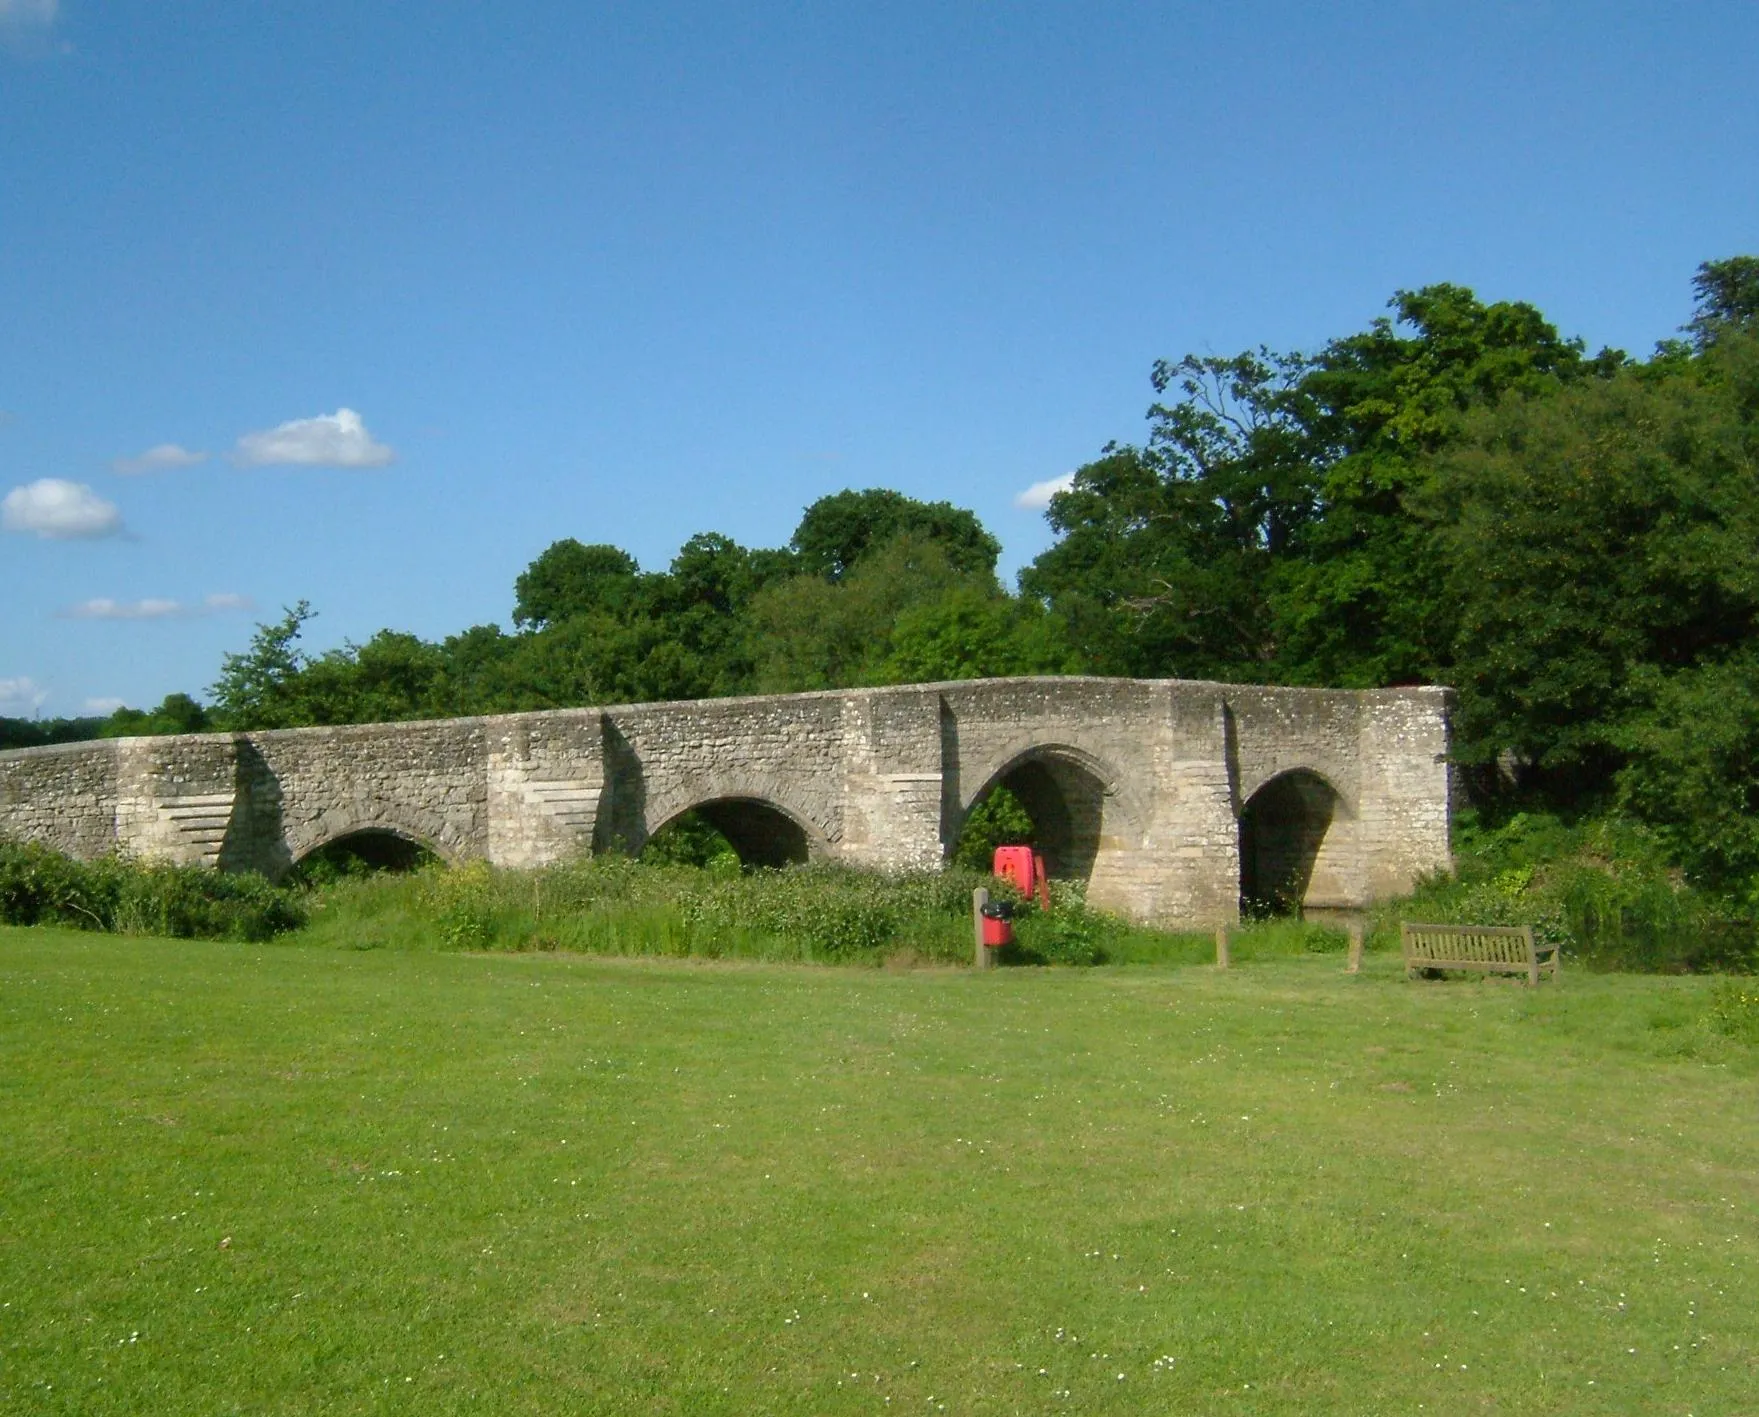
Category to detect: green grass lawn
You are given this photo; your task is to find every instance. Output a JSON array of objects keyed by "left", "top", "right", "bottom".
[{"left": 2, "top": 928, "right": 1756, "bottom": 1414}]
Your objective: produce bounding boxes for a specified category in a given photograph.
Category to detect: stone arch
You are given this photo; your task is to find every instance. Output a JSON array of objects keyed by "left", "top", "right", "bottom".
[
  {"left": 292, "top": 826, "right": 440, "bottom": 874},
  {"left": 647, "top": 797, "right": 818, "bottom": 869},
  {"left": 283, "top": 810, "right": 462, "bottom": 879},
  {"left": 639, "top": 776, "right": 833, "bottom": 869},
  {"left": 957, "top": 742, "right": 1138, "bottom": 884},
  {"left": 1237, "top": 768, "right": 1347, "bottom": 916}
]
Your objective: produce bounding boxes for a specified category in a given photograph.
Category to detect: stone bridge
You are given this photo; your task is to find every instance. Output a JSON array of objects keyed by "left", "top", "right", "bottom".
[{"left": 0, "top": 677, "right": 1452, "bottom": 927}]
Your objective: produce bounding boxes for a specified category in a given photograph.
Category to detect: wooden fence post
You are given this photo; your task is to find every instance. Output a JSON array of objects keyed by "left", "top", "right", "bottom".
[
  {"left": 1346, "top": 920, "right": 1364, "bottom": 974},
  {"left": 973, "top": 887, "right": 993, "bottom": 969},
  {"left": 1215, "top": 925, "right": 1230, "bottom": 970}
]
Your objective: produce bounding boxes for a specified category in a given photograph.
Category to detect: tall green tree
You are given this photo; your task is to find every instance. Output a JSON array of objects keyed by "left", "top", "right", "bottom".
[
  {"left": 1435, "top": 328, "right": 1759, "bottom": 791},
  {"left": 1686, "top": 255, "right": 1759, "bottom": 350},
  {"left": 1024, "top": 283, "right": 1615, "bottom": 687},
  {"left": 791, "top": 488, "right": 1001, "bottom": 581},
  {"left": 209, "top": 602, "right": 315, "bottom": 730},
  {"left": 513, "top": 541, "right": 641, "bottom": 629},
  {"left": 100, "top": 693, "right": 209, "bottom": 738}
]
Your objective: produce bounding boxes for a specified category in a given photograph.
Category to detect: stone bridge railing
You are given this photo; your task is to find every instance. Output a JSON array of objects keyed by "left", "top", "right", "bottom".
[{"left": 0, "top": 676, "right": 1452, "bottom": 927}]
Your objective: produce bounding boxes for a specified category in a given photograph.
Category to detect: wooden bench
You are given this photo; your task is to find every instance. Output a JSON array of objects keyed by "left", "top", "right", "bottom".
[{"left": 1400, "top": 922, "right": 1560, "bottom": 985}]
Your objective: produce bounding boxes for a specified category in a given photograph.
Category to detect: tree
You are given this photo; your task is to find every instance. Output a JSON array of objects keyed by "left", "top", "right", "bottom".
[
  {"left": 1273, "top": 283, "right": 1614, "bottom": 686},
  {"left": 746, "top": 533, "right": 980, "bottom": 692},
  {"left": 1434, "top": 331, "right": 1759, "bottom": 791},
  {"left": 512, "top": 541, "right": 641, "bottom": 629},
  {"left": 209, "top": 602, "right": 315, "bottom": 730},
  {"left": 1617, "top": 650, "right": 1759, "bottom": 890},
  {"left": 950, "top": 786, "right": 1035, "bottom": 870},
  {"left": 1023, "top": 283, "right": 1617, "bottom": 688},
  {"left": 100, "top": 692, "right": 209, "bottom": 738},
  {"left": 791, "top": 488, "right": 1001, "bottom": 581},
  {"left": 298, "top": 631, "right": 449, "bottom": 724},
  {"left": 1686, "top": 255, "right": 1759, "bottom": 350},
  {"left": 0, "top": 715, "right": 105, "bottom": 751},
  {"left": 881, "top": 584, "right": 1076, "bottom": 685}
]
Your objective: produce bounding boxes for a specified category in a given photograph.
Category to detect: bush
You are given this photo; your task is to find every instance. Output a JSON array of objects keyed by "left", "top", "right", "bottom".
[
  {"left": 950, "top": 787, "right": 1035, "bottom": 872},
  {"left": 1009, "top": 881, "right": 1121, "bottom": 966},
  {"left": 1380, "top": 810, "right": 1757, "bottom": 973},
  {"left": 342, "top": 854, "right": 1000, "bottom": 965},
  {"left": 0, "top": 840, "right": 107, "bottom": 928},
  {"left": 418, "top": 860, "right": 502, "bottom": 950},
  {"left": 0, "top": 839, "right": 305, "bottom": 942}
]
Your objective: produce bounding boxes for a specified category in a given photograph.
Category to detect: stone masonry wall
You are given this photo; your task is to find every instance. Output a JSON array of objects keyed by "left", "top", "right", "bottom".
[{"left": 0, "top": 677, "right": 1454, "bottom": 927}]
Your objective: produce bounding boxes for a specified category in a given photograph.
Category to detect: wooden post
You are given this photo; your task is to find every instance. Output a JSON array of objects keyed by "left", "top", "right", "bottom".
[
  {"left": 1346, "top": 920, "right": 1364, "bottom": 974},
  {"left": 973, "top": 887, "right": 993, "bottom": 969},
  {"left": 1215, "top": 924, "right": 1230, "bottom": 970}
]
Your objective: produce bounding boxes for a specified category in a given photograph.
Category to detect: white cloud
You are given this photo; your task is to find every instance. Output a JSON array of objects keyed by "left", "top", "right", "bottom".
[
  {"left": 84, "top": 697, "right": 125, "bottom": 714},
  {"left": 233, "top": 408, "right": 394, "bottom": 468},
  {"left": 0, "top": 1, "right": 57, "bottom": 29},
  {"left": 1014, "top": 471, "right": 1076, "bottom": 510},
  {"left": 0, "top": 676, "right": 48, "bottom": 716},
  {"left": 60, "top": 592, "right": 254, "bottom": 621},
  {"left": 112, "top": 443, "right": 208, "bottom": 475},
  {"left": 2, "top": 479, "right": 124, "bottom": 539}
]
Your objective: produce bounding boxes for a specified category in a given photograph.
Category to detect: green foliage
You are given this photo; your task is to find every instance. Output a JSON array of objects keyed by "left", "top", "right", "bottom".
[
  {"left": 1378, "top": 810, "right": 1755, "bottom": 973},
  {"left": 746, "top": 533, "right": 1006, "bottom": 692},
  {"left": 322, "top": 855, "right": 998, "bottom": 965},
  {"left": 1688, "top": 256, "right": 1759, "bottom": 349},
  {"left": 640, "top": 811, "right": 741, "bottom": 872},
  {"left": 0, "top": 840, "right": 305, "bottom": 941},
  {"left": 208, "top": 600, "right": 316, "bottom": 729},
  {"left": 790, "top": 487, "right": 1001, "bottom": 582},
  {"left": 291, "top": 833, "right": 436, "bottom": 886},
  {"left": 99, "top": 692, "right": 210, "bottom": 739},
  {"left": 419, "top": 859, "right": 501, "bottom": 950},
  {"left": 1023, "top": 284, "right": 1611, "bottom": 688},
  {"left": 677, "top": 864, "right": 981, "bottom": 961},
  {"left": 1009, "top": 882, "right": 1122, "bottom": 966},
  {"left": 0, "top": 714, "right": 106, "bottom": 751},
  {"left": 1435, "top": 342, "right": 1759, "bottom": 780},
  {"left": 512, "top": 540, "right": 641, "bottom": 629},
  {"left": 1616, "top": 650, "right": 1759, "bottom": 891},
  {"left": 950, "top": 785, "right": 1035, "bottom": 871},
  {"left": 880, "top": 584, "right": 1078, "bottom": 686}
]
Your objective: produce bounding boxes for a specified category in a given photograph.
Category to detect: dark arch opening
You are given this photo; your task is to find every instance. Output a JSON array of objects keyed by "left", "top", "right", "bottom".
[
  {"left": 646, "top": 799, "right": 811, "bottom": 871},
  {"left": 1239, "top": 770, "right": 1339, "bottom": 917},
  {"left": 957, "top": 752, "right": 1108, "bottom": 882},
  {"left": 293, "top": 828, "right": 437, "bottom": 885}
]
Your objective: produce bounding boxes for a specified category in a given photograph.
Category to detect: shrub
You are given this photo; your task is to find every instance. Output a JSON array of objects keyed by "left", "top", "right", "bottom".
[
  {"left": 1381, "top": 809, "right": 1757, "bottom": 973},
  {"left": 418, "top": 860, "right": 502, "bottom": 950},
  {"left": 950, "top": 787, "right": 1035, "bottom": 872},
  {"left": 1010, "top": 882, "right": 1122, "bottom": 966},
  {"left": 0, "top": 839, "right": 305, "bottom": 941},
  {"left": 0, "top": 840, "right": 108, "bottom": 927}
]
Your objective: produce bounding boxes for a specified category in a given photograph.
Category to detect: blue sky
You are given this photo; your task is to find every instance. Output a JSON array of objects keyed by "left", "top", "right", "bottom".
[{"left": 2, "top": 1, "right": 1755, "bottom": 718}]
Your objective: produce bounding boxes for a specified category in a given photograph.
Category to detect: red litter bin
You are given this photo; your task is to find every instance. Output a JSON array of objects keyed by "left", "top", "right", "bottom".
[{"left": 980, "top": 900, "right": 1015, "bottom": 948}]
